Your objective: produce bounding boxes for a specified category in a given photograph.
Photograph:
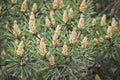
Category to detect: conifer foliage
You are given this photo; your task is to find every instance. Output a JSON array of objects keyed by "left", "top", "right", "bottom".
[{"left": 0, "top": 0, "right": 120, "bottom": 80}]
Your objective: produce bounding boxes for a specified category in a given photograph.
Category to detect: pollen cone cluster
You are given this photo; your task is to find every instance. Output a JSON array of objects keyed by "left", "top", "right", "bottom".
[
  {"left": 100, "top": 14, "right": 106, "bottom": 26},
  {"left": 105, "top": 17, "right": 118, "bottom": 38},
  {"left": 78, "top": 14, "right": 85, "bottom": 29},
  {"left": 52, "top": 25, "right": 61, "bottom": 46},
  {"left": 49, "top": 10, "right": 55, "bottom": 26},
  {"left": 80, "top": 0, "right": 87, "bottom": 13},
  {"left": 62, "top": 42, "right": 68, "bottom": 56},
  {"left": 13, "top": 20, "right": 21, "bottom": 37},
  {"left": 106, "top": 26, "right": 113, "bottom": 38},
  {"left": 1, "top": 49, "right": 6, "bottom": 60},
  {"left": 16, "top": 40, "right": 24, "bottom": 57},
  {"left": 32, "top": 3, "right": 37, "bottom": 13},
  {"left": 92, "top": 18, "right": 97, "bottom": 26},
  {"left": 28, "top": 12, "right": 37, "bottom": 34},
  {"left": 11, "top": 0, "right": 17, "bottom": 4},
  {"left": 81, "top": 37, "right": 88, "bottom": 48},
  {"left": 69, "top": 28, "right": 77, "bottom": 43},
  {"left": 45, "top": 16, "right": 51, "bottom": 27},
  {"left": 52, "top": 0, "right": 64, "bottom": 9},
  {"left": 38, "top": 38, "right": 47, "bottom": 56},
  {"left": 63, "top": 10, "right": 68, "bottom": 24},
  {"left": 111, "top": 17, "right": 118, "bottom": 31},
  {"left": 68, "top": 8, "right": 74, "bottom": 19},
  {"left": 52, "top": 0, "right": 58, "bottom": 9},
  {"left": 49, "top": 55, "right": 55, "bottom": 65},
  {"left": 21, "top": 0, "right": 27, "bottom": 12}
]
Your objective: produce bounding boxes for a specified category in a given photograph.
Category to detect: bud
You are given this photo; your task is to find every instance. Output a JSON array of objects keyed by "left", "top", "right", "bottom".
[
  {"left": 63, "top": 10, "right": 68, "bottom": 24},
  {"left": 6, "top": 21, "right": 10, "bottom": 31},
  {"left": 80, "top": 34, "right": 84, "bottom": 40},
  {"left": 62, "top": 42, "right": 68, "bottom": 56},
  {"left": 96, "top": 31, "right": 99, "bottom": 35},
  {"left": 111, "top": 17, "right": 118, "bottom": 31},
  {"left": 106, "top": 26, "right": 113, "bottom": 38},
  {"left": 11, "top": 0, "right": 17, "bottom": 4},
  {"left": 100, "top": 14, "right": 106, "bottom": 26},
  {"left": 50, "top": 10, "right": 54, "bottom": 19},
  {"left": 15, "top": 39, "right": 19, "bottom": 47},
  {"left": 51, "top": 17, "right": 56, "bottom": 26},
  {"left": 32, "top": 78, "right": 36, "bottom": 80},
  {"left": 45, "top": 16, "right": 51, "bottom": 27},
  {"left": 32, "top": 3, "right": 37, "bottom": 13},
  {"left": 58, "top": 0, "right": 64, "bottom": 9},
  {"left": 78, "top": 14, "right": 85, "bottom": 29},
  {"left": 95, "top": 3, "right": 102, "bottom": 9},
  {"left": 1, "top": 49, "right": 6, "bottom": 60},
  {"left": 52, "top": 0, "right": 59, "bottom": 9},
  {"left": 13, "top": 20, "right": 21, "bottom": 37},
  {"left": 14, "top": 39, "right": 18, "bottom": 51},
  {"left": 93, "top": 38, "right": 99, "bottom": 46},
  {"left": 81, "top": 37, "right": 88, "bottom": 48},
  {"left": 68, "top": 8, "right": 74, "bottom": 19},
  {"left": 17, "top": 40, "right": 24, "bottom": 57},
  {"left": 46, "top": 52, "right": 50, "bottom": 58},
  {"left": 92, "top": 18, "right": 97, "bottom": 26},
  {"left": 20, "top": 60, "right": 26, "bottom": 66},
  {"left": 95, "top": 74, "right": 101, "bottom": 80},
  {"left": 69, "top": 28, "right": 77, "bottom": 43},
  {"left": 2, "top": 66, "right": 7, "bottom": 72},
  {"left": 21, "top": 76, "right": 27, "bottom": 80},
  {"left": 80, "top": 0, "right": 87, "bottom": 13},
  {"left": 99, "top": 37, "right": 104, "bottom": 43},
  {"left": 49, "top": 55, "right": 55, "bottom": 65},
  {"left": 49, "top": 10, "right": 55, "bottom": 26},
  {"left": 21, "top": 0, "right": 27, "bottom": 12},
  {"left": 28, "top": 12, "right": 37, "bottom": 34},
  {"left": 29, "top": 12, "right": 35, "bottom": 21},
  {"left": 52, "top": 34, "right": 60, "bottom": 46},
  {"left": 22, "top": 36, "right": 25, "bottom": 41},
  {"left": 66, "top": 5, "right": 70, "bottom": 10},
  {"left": 55, "top": 25, "right": 61, "bottom": 35},
  {"left": 38, "top": 38, "right": 47, "bottom": 56}
]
